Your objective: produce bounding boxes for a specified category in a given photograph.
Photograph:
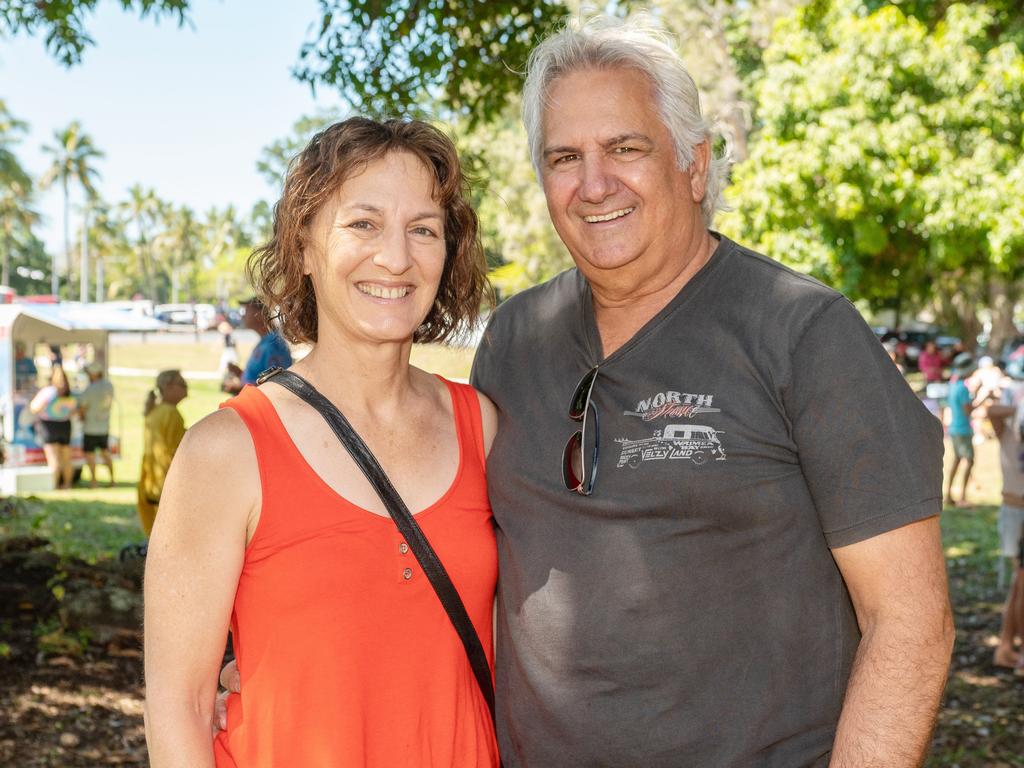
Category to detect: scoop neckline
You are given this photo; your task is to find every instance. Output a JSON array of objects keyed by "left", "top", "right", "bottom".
[{"left": 249, "top": 375, "right": 466, "bottom": 524}]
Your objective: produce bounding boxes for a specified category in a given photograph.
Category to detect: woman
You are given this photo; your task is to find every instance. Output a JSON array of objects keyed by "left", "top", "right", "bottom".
[
  {"left": 137, "top": 370, "right": 188, "bottom": 536},
  {"left": 144, "top": 118, "right": 498, "bottom": 767},
  {"left": 29, "top": 365, "right": 77, "bottom": 489}
]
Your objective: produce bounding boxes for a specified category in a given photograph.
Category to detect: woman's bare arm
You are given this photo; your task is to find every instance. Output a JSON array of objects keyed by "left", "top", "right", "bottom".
[{"left": 144, "top": 409, "right": 259, "bottom": 768}]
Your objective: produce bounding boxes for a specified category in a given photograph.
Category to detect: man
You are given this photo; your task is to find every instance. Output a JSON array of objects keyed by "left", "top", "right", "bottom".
[
  {"left": 470, "top": 16, "right": 951, "bottom": 767},
  {"left": 77, "top": 361, "right": 115, "bottom": 487},
  {"left": 219, "top": 15, "right": 952, "bottom": 766},
  {"left": 988, "top": 360, "right": 1024, "bottom": 667},
  {"left": 223, "top": 298, "right": 292, "bottom": 394}
]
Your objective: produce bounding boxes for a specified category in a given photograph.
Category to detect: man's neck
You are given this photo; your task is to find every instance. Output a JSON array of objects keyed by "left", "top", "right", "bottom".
[{"left": 589, "top": 229, "right": 717, "bottom": 357}]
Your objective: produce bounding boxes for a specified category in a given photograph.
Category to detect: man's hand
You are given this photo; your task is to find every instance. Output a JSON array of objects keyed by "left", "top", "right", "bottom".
[{"left": 213, "top": 660, "right": 241, "bottom": 732}]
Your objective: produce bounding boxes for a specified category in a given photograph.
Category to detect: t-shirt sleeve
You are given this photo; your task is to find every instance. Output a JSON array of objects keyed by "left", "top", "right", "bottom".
[
  {"left": 469, "top": 313, "right": 500, "bottom": 399},
  {"left": 782, "top": 297, "right": 944, "bottom": 548}
]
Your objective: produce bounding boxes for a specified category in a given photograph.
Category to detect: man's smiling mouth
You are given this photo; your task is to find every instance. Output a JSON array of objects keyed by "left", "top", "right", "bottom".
[{"left": 583, "top": 207, "right": 635, "bottom": 223}]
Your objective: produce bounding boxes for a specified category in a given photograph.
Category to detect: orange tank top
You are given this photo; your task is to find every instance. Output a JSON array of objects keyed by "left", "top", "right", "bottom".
[{"left": 213, "top": 378, "right": 499, "bottom": 768}]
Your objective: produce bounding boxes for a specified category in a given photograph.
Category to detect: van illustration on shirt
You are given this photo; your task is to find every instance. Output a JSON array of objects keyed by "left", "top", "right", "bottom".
[{"left": 615, "top": 424, "right": 727, "bottom": 468}]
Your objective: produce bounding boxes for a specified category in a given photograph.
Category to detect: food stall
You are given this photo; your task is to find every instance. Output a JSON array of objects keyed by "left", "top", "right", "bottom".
[{"left": 0, "top": 303, "right": 164, "bottom": 493}]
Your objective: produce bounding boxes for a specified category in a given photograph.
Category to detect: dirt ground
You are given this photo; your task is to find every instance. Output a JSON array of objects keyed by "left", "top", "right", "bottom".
[{"left": 0, "top": 535, "right": 147, "bottom": 767}]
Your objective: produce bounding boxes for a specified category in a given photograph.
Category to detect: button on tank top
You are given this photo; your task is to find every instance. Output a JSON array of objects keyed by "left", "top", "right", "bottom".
[{"left": 213, "top": 378, "right": 499, "bottom": 767}]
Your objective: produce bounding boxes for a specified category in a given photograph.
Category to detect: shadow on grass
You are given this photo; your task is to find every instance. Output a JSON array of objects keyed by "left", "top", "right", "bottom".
[{"left": 0, "top": 496, "right": 142, "bottom": 563}]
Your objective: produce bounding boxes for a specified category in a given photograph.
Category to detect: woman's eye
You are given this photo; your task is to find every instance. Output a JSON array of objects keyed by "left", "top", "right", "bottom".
[
  {"left": 412, "top": 226, "right": 439, "bottom": 238},
  {"left": 349, "top": 220, "right": 374, "bottom": 230}
]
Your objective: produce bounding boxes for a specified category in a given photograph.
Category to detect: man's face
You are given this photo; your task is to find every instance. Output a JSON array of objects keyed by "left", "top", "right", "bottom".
[
  {"left": 242, "top": 304, "right": 263, "bottom": 332},
  {"left": 539, "top": 67, "right": 709, "bottom": 280}
]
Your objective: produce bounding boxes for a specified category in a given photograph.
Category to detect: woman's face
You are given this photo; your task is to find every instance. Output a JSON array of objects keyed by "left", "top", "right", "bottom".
[{"left": 304, "top": 151, "right": 447, "bottom": 347}]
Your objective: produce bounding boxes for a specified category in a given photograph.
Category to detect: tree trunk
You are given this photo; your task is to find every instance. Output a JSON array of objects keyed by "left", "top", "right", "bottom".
[
  {"left": 987, "top": 278, "right": 1020, "bottom": 359},
  {"left": 80, "top": 205, "right": 89, "bottom": 303},
  {"left": 55, "top": 175, "right": 68, "bottom": 298},
  {"left": 95, "top": 254, "right": 104, "bottom": 303},
  {"left": 2, "top": 231, "right": 10, "bottom": 287}
]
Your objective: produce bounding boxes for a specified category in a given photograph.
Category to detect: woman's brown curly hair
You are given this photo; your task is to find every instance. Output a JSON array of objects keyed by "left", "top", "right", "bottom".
[{"left": 248, "top": 117, "right": 492, "bottom": 345}]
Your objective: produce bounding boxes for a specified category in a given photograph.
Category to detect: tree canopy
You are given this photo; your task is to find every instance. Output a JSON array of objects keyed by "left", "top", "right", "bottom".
[
  {"left": 0, "top": 0, "right": 190, "bottom": 65},
  {"left": 722, "top": 0, "right": 1023, "bottom": 343},
  {"left": 294, "top": 0, "right": 573, "bottom": 124}
]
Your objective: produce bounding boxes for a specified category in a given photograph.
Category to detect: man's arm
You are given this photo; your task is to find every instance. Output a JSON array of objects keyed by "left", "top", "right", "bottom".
[{"left": 828, "top": 516, "right": 954, "bottom": 768}]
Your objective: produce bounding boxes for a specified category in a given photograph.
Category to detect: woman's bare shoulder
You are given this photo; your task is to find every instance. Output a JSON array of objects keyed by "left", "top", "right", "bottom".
[{"left": 170, "top": 407, "right": 259, "bottom": 490}]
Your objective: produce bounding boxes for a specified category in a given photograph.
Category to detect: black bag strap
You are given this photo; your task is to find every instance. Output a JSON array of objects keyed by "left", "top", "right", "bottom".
[{"left": 255, "top": 366, "right": 498, "bottom": 725}]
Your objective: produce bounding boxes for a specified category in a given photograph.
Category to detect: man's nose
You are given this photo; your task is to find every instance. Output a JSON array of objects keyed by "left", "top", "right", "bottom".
[
  {"left": 578, "top": 154, "right": 615, "bottom": 203},
  {"left": 372, "top": 228, "right": 414, "bottom": 274}
]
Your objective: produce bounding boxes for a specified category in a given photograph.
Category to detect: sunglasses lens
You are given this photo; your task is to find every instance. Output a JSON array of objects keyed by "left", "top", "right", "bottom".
[
  {"left": 562, "top": 431, "right": 584, "bottom": 491},
  {"left": 568, "top": 366, "right": 598, "bottom": 420}
]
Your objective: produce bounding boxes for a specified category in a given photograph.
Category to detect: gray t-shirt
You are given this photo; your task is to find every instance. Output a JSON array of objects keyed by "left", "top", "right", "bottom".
[
  {"left": 471, "top": 236, "right": 943, "bottom": 768},
  {"left": 78, "top": 378, "right": 114, "bottom": 435}
]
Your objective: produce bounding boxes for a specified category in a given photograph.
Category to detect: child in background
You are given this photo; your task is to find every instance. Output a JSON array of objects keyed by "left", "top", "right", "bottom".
[{"left": 137, "top": 370, "right": 189, "bottom": 536}]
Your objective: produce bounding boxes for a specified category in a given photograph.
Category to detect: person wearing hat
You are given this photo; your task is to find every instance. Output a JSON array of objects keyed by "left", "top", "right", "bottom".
[
  {"left": 78, "top": 360, "right": 115, "bottom": 487},
  {"left": 222, "top": 298, "right": 293, "bottom": 395},
  {"left": 988, "top": 358, "right": 1024, "bottom": 669}
]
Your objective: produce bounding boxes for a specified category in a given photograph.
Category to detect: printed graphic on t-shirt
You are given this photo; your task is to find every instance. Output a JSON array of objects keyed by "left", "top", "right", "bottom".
[
  {"left": 616, "top": 423, "right": 727, "bottom": 467},
  {"left": 622, "top": 389, "right": 719, "bottom": 421},
  {"left": 617, "top": 388, "right": 727, "bottom": 468}
]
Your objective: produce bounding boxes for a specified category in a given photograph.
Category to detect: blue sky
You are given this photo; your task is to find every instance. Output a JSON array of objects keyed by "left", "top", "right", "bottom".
[{"left": 1, "top": 0, "right": 348, "bottom": 253}]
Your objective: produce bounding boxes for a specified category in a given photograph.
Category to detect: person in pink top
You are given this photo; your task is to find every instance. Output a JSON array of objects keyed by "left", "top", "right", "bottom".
[{"left": 918, "top": 340, "right": 945, "bottom": 384}]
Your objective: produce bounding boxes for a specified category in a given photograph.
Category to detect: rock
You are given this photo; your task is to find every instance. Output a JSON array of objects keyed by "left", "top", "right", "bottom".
[
  {"left": 58, "top": 732, "right": 80, "bottom": 748},
  {"left": 60, "top": 585, "right": 142, "bottom": 644}
]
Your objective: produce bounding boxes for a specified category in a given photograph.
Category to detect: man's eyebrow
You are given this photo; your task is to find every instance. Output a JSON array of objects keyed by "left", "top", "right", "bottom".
[
  {"left": 542, "top": 144, "right": 578, "bottom": 159},
  {"left": 603, "top": 132, "right": 653, "bottom": 148},
  {"left": 542, "top": 133, "right": 654, "bottom": 158}
]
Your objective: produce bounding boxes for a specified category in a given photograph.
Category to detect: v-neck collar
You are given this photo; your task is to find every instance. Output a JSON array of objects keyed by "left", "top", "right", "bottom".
[{"left": 578, "top": 233, "right": 735, "bottom": 366}]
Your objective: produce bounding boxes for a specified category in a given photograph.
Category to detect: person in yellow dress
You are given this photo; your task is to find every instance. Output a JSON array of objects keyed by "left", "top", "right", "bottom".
[{"left": 137, "top": 370, "right": 188, "bottom": 536}]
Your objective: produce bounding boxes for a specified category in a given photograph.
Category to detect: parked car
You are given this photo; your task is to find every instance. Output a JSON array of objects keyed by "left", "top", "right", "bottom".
[
  {"left": 154, "top": 303, "right": 217, "bottom": 330},
  {"left": 879, "top": 329, "right": 934, "bottom": 368},
  {"left": 933, "top": 335, "right": 962, "bottom": 365}
]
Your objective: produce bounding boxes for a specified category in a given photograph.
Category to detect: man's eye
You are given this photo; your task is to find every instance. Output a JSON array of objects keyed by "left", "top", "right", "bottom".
[
  {"left": 614, "top": 146, "right": 637, "bottom": 155},
  {"left": 553, "top": 153, "right": 579, "bottom": 165}
]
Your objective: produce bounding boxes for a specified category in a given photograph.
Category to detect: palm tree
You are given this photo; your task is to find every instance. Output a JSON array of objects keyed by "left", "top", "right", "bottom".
[
  {"left": 0, "top": 100, "right": 40, "bottom": 288},
  {"left": 120, "top": 184, "right": 160, "bottom": 302},
  {"left": 40, "top": 121, "right": 104, "bottom": 297},
  {"left": 83, "top": 201, "right": 126, "bottom": 302}
]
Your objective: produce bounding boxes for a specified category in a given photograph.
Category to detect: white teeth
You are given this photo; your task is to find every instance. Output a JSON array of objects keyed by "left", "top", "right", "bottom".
[
  {"left": 583, "top": 207, "right": 635, "bottom": 223},
  {"left": 357, "top": 283, "right": 411, "bottom": 299}
]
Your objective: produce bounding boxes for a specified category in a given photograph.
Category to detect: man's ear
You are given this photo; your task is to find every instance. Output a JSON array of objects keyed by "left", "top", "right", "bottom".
[{"left": 689, "top": 139, "right": 711, "bottom": 203}]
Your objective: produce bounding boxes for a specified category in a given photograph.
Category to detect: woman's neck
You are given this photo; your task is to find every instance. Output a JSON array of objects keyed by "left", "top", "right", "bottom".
[{"left": 290, "top": 327, "right": 421, "bottom": 420}]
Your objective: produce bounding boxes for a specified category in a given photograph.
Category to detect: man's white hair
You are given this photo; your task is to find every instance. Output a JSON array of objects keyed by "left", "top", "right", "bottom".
[{"left": 522, "top": 14, "right": 731, "bottom": 226}]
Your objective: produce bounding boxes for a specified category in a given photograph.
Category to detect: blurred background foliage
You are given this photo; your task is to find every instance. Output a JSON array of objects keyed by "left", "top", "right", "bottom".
[{"left": 1, "top": 0, "right": 1022, "bottom": 348}]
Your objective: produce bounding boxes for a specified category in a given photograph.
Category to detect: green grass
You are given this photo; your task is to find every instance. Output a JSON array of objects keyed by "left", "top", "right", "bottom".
[{"left": 109, "top": 336, "right": 256, "bottom": 372}]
